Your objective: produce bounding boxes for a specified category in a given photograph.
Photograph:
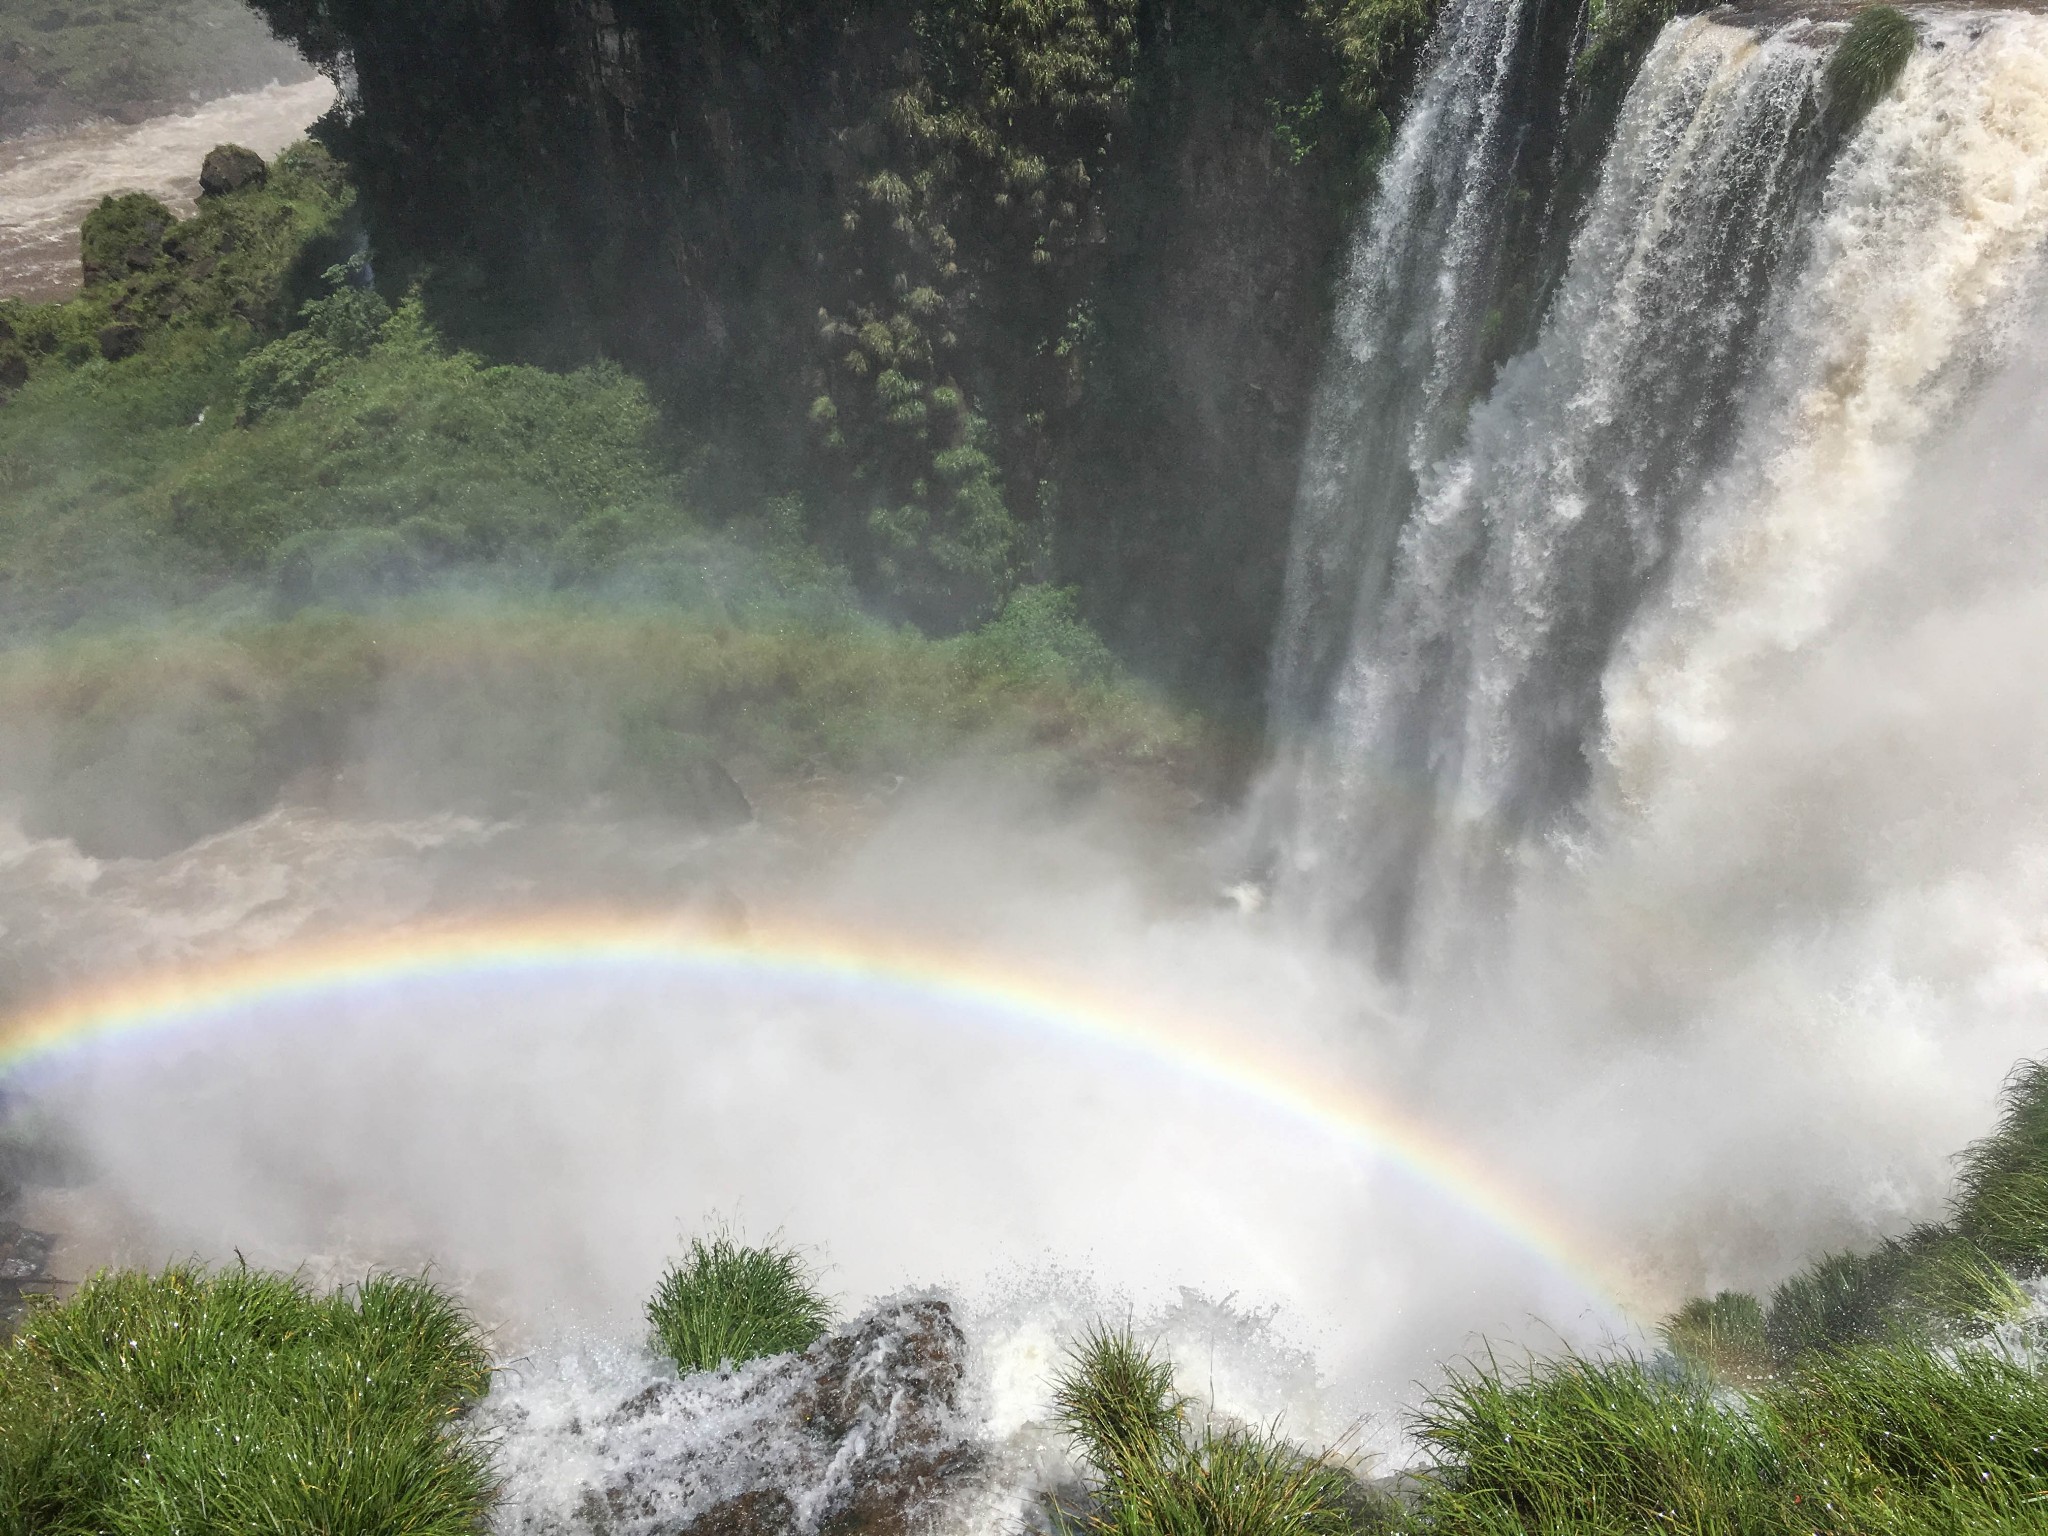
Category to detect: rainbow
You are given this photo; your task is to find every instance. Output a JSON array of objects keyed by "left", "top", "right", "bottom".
[{"left": 0, "top": 913, "right": 1643, "bottom": 1318}]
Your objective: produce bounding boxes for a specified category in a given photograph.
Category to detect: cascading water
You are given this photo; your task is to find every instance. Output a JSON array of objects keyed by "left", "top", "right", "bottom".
[
  {"left": 1270, "top": 7, "right": 2048, "bottom": 982},
  {"left": 1266, "top": 0, "right": 1565, "bottom": 738}
]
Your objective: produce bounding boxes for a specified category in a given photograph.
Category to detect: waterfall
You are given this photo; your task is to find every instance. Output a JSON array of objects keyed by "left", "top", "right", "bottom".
[
  {"left": 1266, "top": 0, "right": 1556, "bottom": 739},
  {"left": 1270, "top": 8, "right": 2048, "bottom": 979},
  {"left": 1604, "top": 13, "right": 2048, "bottom": 810}
]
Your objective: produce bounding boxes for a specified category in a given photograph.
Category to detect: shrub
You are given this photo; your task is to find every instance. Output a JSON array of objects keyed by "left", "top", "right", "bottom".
[
  {"left": 1826, "top": 6, "right": 1916, "bottom": 127},
  {"left": 237, "top": 259, "right": 395, "bottom": 422},
  {"left": 646, "top": 1235, "right": 832, "bottom": 1375},
  {"left": 0, "top": 1264, "right": 491, "bottom": 1536},
  {"left": 79, "top": 193, "right": 175, "bottom": 288},
  {"left": 959, "top": 582, "right": 1120, "bottom": 686}
]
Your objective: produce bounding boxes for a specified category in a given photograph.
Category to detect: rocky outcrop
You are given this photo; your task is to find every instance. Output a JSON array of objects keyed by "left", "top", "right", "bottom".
[
  {"left": 486, "top": 1295, "right": 985, "bottom": 1536},
  {"left": 199, "top": 143, "right": 269, "bottom": 198}
]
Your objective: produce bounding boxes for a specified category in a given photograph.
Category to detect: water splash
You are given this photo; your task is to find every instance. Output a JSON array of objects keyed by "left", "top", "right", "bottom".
[
  {"left": 1267, "top": 0, "right": 1552, "bottom": 740},
  {"left": 1274, "top": 17, "right": 1840, "bottom": 967}
]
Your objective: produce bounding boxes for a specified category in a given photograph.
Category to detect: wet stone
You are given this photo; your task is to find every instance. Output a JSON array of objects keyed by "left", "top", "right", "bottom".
[{"left": 488, "top": 1295, "right": 987, "bottom": 1536}]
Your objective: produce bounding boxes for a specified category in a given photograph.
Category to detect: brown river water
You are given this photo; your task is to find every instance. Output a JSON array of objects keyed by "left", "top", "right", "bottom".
[{"left": 0, "top": 76, "right": 338, "bottom": 303}]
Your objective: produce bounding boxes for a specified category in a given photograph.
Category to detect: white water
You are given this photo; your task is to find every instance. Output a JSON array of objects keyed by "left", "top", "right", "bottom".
[
  {"left": 1268, "top": 0, "right": 1545, "bottom": 736},
  {"left": 0, "top": 77, "right": 338, "bottom": 302},
  {"left": 1273, "top": 11, "right": 2048, "bottom": 976},
  {"left": 1274, "top": 17, "right": 1839, "bottom": 965}
]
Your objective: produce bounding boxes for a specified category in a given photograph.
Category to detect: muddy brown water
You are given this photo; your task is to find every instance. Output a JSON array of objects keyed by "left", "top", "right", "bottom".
[{"left": 0, "top": 77, "right": 338, "bottom": 304}]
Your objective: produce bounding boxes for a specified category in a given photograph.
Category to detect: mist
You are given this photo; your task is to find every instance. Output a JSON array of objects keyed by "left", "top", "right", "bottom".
[{"left": 17, "top": 262, "right": 2048, "bottom": 1415}]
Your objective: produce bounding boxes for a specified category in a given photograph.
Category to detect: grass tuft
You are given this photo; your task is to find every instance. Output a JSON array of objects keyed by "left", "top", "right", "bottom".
[
  {"left": 1052, "top": 1325, "right": 1186, "bottom": 1488},
  {"left": 1051, "top": 1327, "right": 1376, "bottom": 1536},
  {"left": 1410, "top": 1348, "right": 1775, "bottom": 1534},
  {"left": 1662, "top": 1290, "right": 1770, "bottom": 1384},
  {"left": 0, "top": 1263, "right": 491, "bottom": 1536},
  {"left": 1955, "top": 1058, "right": 2048, "bottom": 1273},
  {"left": 1763, "top": 1228, "right": 2025, "bottom": 1365},
  {"left": 1825, "top": 6, "right": 1916, "bottom": 126},
  {"left": 646, "top": 1234, "right": 833, "bottom": 1375}
]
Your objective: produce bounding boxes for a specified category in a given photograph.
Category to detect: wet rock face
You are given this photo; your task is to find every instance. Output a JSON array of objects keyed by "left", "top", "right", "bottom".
[{"left": 487, "top": 1295, "right": 986, "bottom": 1536}]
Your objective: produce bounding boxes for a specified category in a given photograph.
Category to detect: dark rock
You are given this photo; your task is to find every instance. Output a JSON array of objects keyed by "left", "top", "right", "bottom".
[
  {"left": 487, "top": 1295, "right": 986, "bottom": 1536},
  {"left": 690, "top": 1490, "right": 801, "bottom": 1536},
  {"left": 97, "top": 323, "right": 144, "bottom": 361},
  {"left": 0, "top": 1223, "right": 59, "bottom": 1338},
  {"left": 200, "top": 143, "right": 268, "bottom": 198}
]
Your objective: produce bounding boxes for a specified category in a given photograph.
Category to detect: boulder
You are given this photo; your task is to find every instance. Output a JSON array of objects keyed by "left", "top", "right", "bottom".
[
  {"left": 97, "top": 322, "right": 144, "bottom": 361},
  {"left": 199, "top": 143, "right": 267, "bottom": 198}
]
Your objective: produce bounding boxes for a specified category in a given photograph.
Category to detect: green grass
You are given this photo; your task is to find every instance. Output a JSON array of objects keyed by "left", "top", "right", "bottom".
[
  {"left": 0, "top": 1264, "right": 491, "bottom": 1536},
  {"left": 1662, "top": 1289, "right": 1770, "bottom": 1384},
  {"left": 1826, "top": 6, "right": 1917, "bottom": 127},
  {"left": 1956, "top": 1059, "right": 2048, "bottom": 1274},
  {"left": 1410, "top": 1349, "right": 1776, "bottom": 1535},
  {"left": 1405, "top": 1337, "right": 2048, "bottom": 1536},
  {"left": 1659, "top": 1063, "right": 2045, "bottom": 1379},
  {"left": 1412, "top": 1054, "right": 2048, "bottom": 1535},
  {"left": 646, "top": 1235, "right": 833, "bottom": 1375},
  {"left": 1050, "top": 1326, "right": 1381, "bottom": 1536}
]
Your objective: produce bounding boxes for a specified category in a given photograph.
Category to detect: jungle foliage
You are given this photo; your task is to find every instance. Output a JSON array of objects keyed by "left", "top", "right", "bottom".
[
  {"left": 240, "top": 0, "right": 1445, "bottom": 690},
  {"left": 0, "top": 144, "right": 1204, "bottom": 858}
]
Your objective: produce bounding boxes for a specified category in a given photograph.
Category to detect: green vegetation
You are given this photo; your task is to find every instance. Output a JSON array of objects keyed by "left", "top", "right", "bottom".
[
  {"left": 1412, "top": 1348, "right": 1776, "bottom": 1534},
  {"left": 0, "top": 1264, "right": 490, "bottom": 1536},
  {"left": 1654, "top": 1065, "right": 2048, "bottom": 1387},
  {"left": 0, "top": 597, "right": 1198, "bottom": 856},
  {"left": 804, "top": 0, "right": 1140, "bottom": 628},
  {"left": 1574, "top": 0, "right": 1684, "bottom": 90},
  {"left": 1308, "top": 0, "right": 1442, "bottom": 118},
  {"left": 1051, "top": 1326, "right": 1384, "bottom": 1536},
  {"left": 1661, "top": 1289, "right": 1769, "bottom": 1384},
  {"left": 1407, "top": 1338, "right": 2048, "bottom": 1535},
  {"left": 646, "top": 1235, "right": 833, "bottom": 1375},
  {"left": 1826, "top": 6, "right": 1917, "bottom": 127},
  {"left": 0, "top": 141, "right": 1200, "bottom": 857},
  {"left": 1403, "top": 1057, "right": 2048, "bottom": 1535},
  {"left": 1956, "top": 1058, "right": 2048, "bottom": 1272}
]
